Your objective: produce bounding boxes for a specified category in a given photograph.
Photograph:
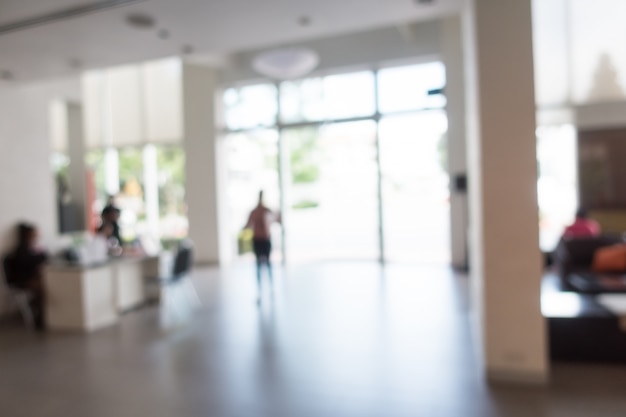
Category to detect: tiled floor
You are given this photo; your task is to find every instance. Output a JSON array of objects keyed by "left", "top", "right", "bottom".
[{"left": 2, "top": 262, "right": 626, "bottom": 416}]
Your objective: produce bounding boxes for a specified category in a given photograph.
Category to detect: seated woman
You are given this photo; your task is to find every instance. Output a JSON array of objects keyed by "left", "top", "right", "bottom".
[
  {"left": 546, "top": 209, "right": 602, "bottom": 268},
  {"left": 3, "top": 223, "right": 48, "bottom": 329},
  {"left": 563, "top": 209, "right": 601, "bottom": 239}
]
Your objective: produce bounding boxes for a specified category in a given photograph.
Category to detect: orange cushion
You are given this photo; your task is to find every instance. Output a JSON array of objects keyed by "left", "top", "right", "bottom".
[{"left": 592, "top": 244, "right": 626, "bottom": 273}]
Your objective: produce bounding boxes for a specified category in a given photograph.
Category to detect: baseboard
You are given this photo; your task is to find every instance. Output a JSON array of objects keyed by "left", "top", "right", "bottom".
[{"left": 487, "top": 368, "right": 549, "bottom": 385}]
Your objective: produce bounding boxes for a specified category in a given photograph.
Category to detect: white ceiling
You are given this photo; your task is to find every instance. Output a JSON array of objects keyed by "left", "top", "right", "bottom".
[{"left": 0, "top": 0, "right": 461, "bottom": 82}]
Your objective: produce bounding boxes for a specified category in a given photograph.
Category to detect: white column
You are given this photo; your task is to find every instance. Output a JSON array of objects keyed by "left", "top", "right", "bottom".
[
  {"left": 182, "top": 62, "right": 222, "bottom": 265},
  {"left": 464, "top": 0, "right": 548, "bottom": 383},
  {"left": 442, "top": 16, "right": 468, "bottom": 270},
  {"left": 66, "top": 102, "right": 87, "bottom": 230},
  {"left": 143, "top": 144, "right": 160, "bottom": 238}
]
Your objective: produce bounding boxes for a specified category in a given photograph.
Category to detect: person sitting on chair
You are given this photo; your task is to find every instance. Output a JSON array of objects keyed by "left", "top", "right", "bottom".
[
  {"left": 563, "top": 208, "right": 601, "bottom": 239},
  {"left": 3, "top": 223, "right": 48, "bottom": 329}
]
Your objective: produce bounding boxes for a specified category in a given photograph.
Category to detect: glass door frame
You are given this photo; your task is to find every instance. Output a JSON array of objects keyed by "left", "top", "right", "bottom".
[{"left": 222, "top": 64, "right": 449, "bottom": 265}]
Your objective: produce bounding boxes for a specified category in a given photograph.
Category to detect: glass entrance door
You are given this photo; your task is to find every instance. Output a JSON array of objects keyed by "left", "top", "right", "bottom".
[
  {"left": 222, "top": 62, "right": 451, "bottom": 265},
  {"left": 379, "top": 111, "right": 450, "bottom": 263},
  {"left": 282, "top": 121, "right": 380, "bottom": 262}
]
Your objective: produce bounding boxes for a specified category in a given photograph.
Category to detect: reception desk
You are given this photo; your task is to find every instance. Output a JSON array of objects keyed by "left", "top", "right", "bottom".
[{"left": 45, "top": 255, "right": 161, "bottom": 332}]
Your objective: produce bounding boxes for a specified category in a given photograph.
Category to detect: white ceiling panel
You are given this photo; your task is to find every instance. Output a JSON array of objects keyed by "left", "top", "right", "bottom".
[{"left": 0, "top": 0, "right": 461, "bottom": 82}]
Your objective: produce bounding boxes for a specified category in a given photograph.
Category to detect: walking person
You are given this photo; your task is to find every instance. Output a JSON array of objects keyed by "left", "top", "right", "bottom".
[{"left": 244, "top": 191, "right": 280, "bottom": 303}]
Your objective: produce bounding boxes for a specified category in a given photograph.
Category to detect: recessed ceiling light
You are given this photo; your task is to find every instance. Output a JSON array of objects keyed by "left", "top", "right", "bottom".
[
  {"left": 68, "top": 58, "right": 83, "bottom": 69},
  {"left": 157, "top": 28, "right": 170, "bottom": 39},
  {"left": 126, "top": 13, "right": 156, "bottom": 29},
  {"left": 0, "top": 69, "right": 14, "bottom": 80},
  {"left": 182, "top": 44, "right": 194, "bottom": 55},
  {"left": 298, "top": 16, "right": 312, "bottom": 27}
]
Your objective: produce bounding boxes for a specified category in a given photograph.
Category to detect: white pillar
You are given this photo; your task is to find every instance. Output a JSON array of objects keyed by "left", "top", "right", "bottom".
[
  {"left": 66, "top": 102, "right": 87, "bottom": 230},
  {"left": 143, "top": 144, "right": 160, "bottom": 238},
  {"left": 464, "top": 0, "right": 548, "bottom": 383},
  {"left": 442, "top": 16, "right": 468, "bottom": 270},
  {"left": 182, "top": 62, "right": 222, "bottom": 265}
]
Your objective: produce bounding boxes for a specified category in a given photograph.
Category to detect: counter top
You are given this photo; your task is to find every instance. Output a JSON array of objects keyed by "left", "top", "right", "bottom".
[{"left": 46, "top": 254, "right": 159, "bottom": 272}]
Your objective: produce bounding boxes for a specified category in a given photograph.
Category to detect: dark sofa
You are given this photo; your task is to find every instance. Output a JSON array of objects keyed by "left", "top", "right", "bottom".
[{"left": 555, "top": 235, "right": 626, "bottom": 293}]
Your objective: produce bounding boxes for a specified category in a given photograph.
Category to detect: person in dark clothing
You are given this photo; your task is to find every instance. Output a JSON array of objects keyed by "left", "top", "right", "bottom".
[
  {"left": 101, "top": 195, "right": 122, "bottom": 244},
  {"left": 244, "top": 191, "right": 281, "bottom": 302},
  {"left": 3, "top": 223, "right": 48, "bottom": 329}
]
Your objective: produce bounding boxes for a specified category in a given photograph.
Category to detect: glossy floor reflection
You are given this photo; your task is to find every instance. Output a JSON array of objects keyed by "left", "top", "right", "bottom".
[{"left": 1, "top": 263, "right": 626, "bottom": 416}]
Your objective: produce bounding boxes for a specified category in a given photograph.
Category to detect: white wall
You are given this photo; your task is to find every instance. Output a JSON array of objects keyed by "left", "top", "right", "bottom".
[{"left": 0, "top": 76, "right": 80, "bottom": 312}]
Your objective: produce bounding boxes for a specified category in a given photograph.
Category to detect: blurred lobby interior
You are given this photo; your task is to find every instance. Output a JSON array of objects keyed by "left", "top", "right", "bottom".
[{"left": 3, "top": 0, "right": 626, "bottom": 415}]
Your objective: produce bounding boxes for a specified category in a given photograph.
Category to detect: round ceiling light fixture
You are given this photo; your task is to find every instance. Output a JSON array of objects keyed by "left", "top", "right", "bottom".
[{"left": 252, "top": 47, "right": 319, "bottom": 80}]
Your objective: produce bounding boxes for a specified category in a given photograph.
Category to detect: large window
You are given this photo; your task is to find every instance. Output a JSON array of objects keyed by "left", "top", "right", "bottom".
[
  {"left": 225, "top": 130, "right": 282, "bottom": 260},
  {"left": 223, "top": 62, "right": 451, "bottom": 263},
  {"left": 533, "top": 0, "right": 626, "bottom": 106},
  {"left": 279, "top": 71, "right": 376, "bottom": 123},
  {"left": 117, "top": 147, "right": 145, "bottom": 241},
  {"left": 283, "top": 121, "right": 379, "bottom": 261},
  {"left": 85, "top": 145, "right": 187, "bottom": 242},
  {"left": 85, "top": 148, "right": 107, "bottom": 222},
  {"left": 157, "top": 146, "right": 187, "bottom": 240},
  {"left": 378, "top": 62, "right": 446, "bottom": 113},
  {"left": 379, "top": 111, "right": 450, "bottom": 263},
  {"left": 537, "top": 125, "right": 578, "bottom": 251},
  {"left": 81, "top": 58, "right": 187, "bottom": 243},
  {"left": 224, "top": 84, "right": 278, "bottom": 130}
]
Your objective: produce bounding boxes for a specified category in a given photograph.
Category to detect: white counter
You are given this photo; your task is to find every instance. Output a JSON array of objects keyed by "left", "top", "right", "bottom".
[{"left": 45, "top": 255, "right": 160, "bottom": 332}]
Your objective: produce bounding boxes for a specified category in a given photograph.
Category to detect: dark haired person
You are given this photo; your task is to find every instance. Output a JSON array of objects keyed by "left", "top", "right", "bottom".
[
  {"left": 101, "top": 195, "right": 121, "bottom": 244},
  {"left": 3, "top": 223, "right": 48, "bottom": 329},
  {"left": 244, "top": 191, "right": 281, "bottom": 303},
  {"left": 547, "top": 209, "right": 602, "bottom": 269},
  {"left": 563, "top": 209, "right": 601, "bottom": 239}
]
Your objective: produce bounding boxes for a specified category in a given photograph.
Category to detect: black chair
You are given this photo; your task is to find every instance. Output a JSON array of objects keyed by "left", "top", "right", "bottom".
[
  {"left": 147, "top": 240, "right": 194, "bottom": 297},
  {"left": 171, "top": 244, "right": 193, "bottom": 282},
  {"left": 151, "top": 241, "right": 193, "bottom": 285},
  {"left": 2, "top": 255, "right": 35, "bottom": 327},
  {"left": 147, "top": 241, "right": 199, "bottom": 323}
]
